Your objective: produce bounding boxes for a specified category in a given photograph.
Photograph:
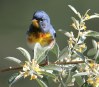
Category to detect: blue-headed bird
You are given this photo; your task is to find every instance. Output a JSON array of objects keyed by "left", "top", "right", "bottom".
[{"left": 27, "top": 11, "right": 56, "bottom": 50}]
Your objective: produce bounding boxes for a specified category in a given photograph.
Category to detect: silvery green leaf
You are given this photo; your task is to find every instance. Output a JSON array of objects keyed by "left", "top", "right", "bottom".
[
  {"left": 92, "top": 40, "right": 97, "bottom": 50},
  {"left": 82, "top": 46, "right": 87, "bottom": 53},
  {"left": 73, "top": 72, "right": 88, "bottom": 77},
  {"left": 89, "top": 15, "right": 99, "bottom": 19},
  {"left": 40, "top": 71, "right": 56, "bottom": 78},
  {"left": 17, "top": 47, "right": 31, "bottom": 62},
  {"left": 58, "top": 84, "right": 62, "bottom": 87},
  {"left": 66, "top": 70, "right": 72, "bottom": 84},
  {"left": 85, "top": 30, "right": 99, "bottom": 39},
  {"left": 41, "top": 77, "right": 49, "bottom": 87},
  {"left": 77, "top": 12, "right": 81, "bottom": 19},
  {"left": 64, "top": 32, "right": 71, "bottom": 37},
  {"left": 71, "top": 53, "right": 78, "bottom": 59},
  {"left": 94, "top": 13, "right": 99, "bottom": 15},
  {"left": 77, "top": 36, "right": 86, "bottom": 44},
  {"left": 84, "top": 9, "right": 90, "bottom": 16},
  {"left": 9, "top": 73, "right": 23, "bottom": 87},
  {"left": 74, "top": 50, "right": 85, "bottom": 60},
  {"left": 37, "top": 51, "right": 48, "bottom": 64},
  {"left": 34, "top": 43, "right": 50, "bottom": 63},
  {"left": 59, "top": 74, "right": 67, "bottom": 87},
  {"left": 75, "top": 76, "right": 84, "bottom": 87},
  {"left": 83, "top": 9, "right": 90, "bottom": 20},
  {"left": 71, "top": 17, "right": 79, "bottom": 29},
  {"left": 58, "top": 46, "right": 70, "bottom": 60},
  {"left": 68, "top": 5, "right": 78, "bottom": 14},
  {"left": 94, "top": 49, "right": 99, "bottom": 60},
  {"left": 5, "top": 57, "right": 22, "bottom": 65},
  {"left": 51, "top": 43, "right": 60, "bottom": 58},
  {"left": 36, "top": 79, "right": 48, "bottom": 87},
  {"left": 65, "top": 32, "right": 74, "bottom": 39},
  {"left": 68, "top": 5, "right": 81, "bottom": 18},
  {"left": 87, "top": 48, "right": 97, "bottom": 56},
  {"left": 41, "top": 64, "right": 62, "bottom": 72}
]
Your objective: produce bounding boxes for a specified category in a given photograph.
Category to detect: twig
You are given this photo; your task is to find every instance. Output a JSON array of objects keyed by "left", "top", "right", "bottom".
[
  {"left": 0, "top": 66, "right": 22, "bottom": 72},
  {"left": 52, "top": 61, "right": 84, "bottom": 65},
  {"left": 0, "top": 61, "right": 84, "bottom": 73}
]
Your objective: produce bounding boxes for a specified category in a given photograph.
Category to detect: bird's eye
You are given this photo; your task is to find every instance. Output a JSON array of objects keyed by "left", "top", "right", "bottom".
[{"left": 39, "top": 18, "right": 43, "bottom": 21}]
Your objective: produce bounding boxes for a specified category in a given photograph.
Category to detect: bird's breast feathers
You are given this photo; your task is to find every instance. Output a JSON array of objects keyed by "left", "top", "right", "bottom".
[{"left": 27, "top": 32, "right": 54, "bottom": 47}]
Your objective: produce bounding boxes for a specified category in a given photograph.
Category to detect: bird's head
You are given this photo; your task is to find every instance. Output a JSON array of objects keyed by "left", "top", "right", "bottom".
[{"left": 32, "top": 11, "right": 51, "bottom": 32}]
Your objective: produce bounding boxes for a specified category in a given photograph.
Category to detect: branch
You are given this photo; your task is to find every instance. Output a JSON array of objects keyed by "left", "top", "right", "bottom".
[
  {"left": 53, "top": 61, "right": 84, "bottom": 64},
  {"left": 0, "top": 66, "right": 22, "bottom": 72},
  {"left": 0, "top": 61, "right": 84, "bottom": 73}
]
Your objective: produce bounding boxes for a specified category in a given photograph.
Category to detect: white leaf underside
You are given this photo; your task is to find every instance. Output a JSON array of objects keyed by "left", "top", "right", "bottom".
[
  {"left": 17, "top": 47, "right": 31, "bottom": 62},
  {"left": 5, "top": 57, "right": 22, "bottom": 65}
]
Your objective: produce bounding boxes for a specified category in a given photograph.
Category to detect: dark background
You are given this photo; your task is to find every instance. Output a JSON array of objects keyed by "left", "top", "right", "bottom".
[{"left": 0, "top": 0, "right": 99, "bottom": 87}]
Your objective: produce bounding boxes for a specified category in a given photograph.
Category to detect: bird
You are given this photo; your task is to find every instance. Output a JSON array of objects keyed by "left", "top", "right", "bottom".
[{"left": 26, "top": 10, "right": 56, "bottom": 50}]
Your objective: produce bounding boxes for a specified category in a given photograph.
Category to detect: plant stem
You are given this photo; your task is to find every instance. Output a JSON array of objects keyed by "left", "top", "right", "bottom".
[
  {"left": 0, "top": 66, "right": 22, "bottom": 72},
  {"left": 0, "top": 61, "right": 84, "bottom": 73}
]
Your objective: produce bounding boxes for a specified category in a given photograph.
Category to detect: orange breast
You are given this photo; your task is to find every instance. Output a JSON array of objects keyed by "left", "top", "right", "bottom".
[{"left": 27, "top": 32, "right": 53, "bottom": 46}]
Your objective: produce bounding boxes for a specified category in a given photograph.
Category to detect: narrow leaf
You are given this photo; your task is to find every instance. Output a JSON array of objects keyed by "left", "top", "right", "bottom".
[
  {"left": 89, "top": 15, "right": 99, "bottom": 19},
  {"left": 77, "top": 36, "right": 86, "bottom": 44},
  {"left": 94, "top": 49, "right": 99, "bottom": 60},
  {"left": 71, "top": 17, "right": 79, "bottom": 29},
  {"left": 73, "top": 72, "right": 89, "bottom": 77},
  {"left": 75, "top": 76, "right": 84, "bottom": 87},
  {"left": 68, "top": 5, "right": 78, "bottom": 14},
  {"left": 40, "top": 71, "right": 56, "bottom": 78},
  {"left": 36, "top": 79, "right": 48, "bottom": 87},
  {"left": 9, "top": 73, "right": 19, "bottom": 84},
  {"left": 68, "top": 5, "right": 81, "bottom": 18},
  {"left": 84, "top": 9, "right": 90, "bottom": 17},
  {"left": 37, "top": 51, "right": 49, "bottom": 64},
  {"left": 34, "top": 43, "right": 50, "bottom": 63},
  {"left": 5, "top": 57, "right": 22, "bottom": 65},
  {"left": 51, "top": 42, "right": 60, "bottom": 58},
  {"left": 58, "top": 46, "right": 70, "bottom": 60},
  {"left": 66, "top": 70, "right": 72, "bottom": 84},
  {"left": 64, "top": 32, "right": 71, "bottom": 37},
  {"left": 87, "top": 48, "right": 97, "bottom": 56},
  {"left": 92, "top": 40, "right": 97, "bottom": 50},
  {"left": 42, "top": 64, "right": 62, "bottom": 72},
  {"left": 42, "top": 77, "right": 49, "bottom": 87},
  {"left": 74, "top": 50, "right": 85, "bottom": 60},
  {"left": 17, "top": 47, "right": 31, "bottom": 62},
  {"left": 9, "top": 73, "right": 23, "bottom": 87},
  {"left": 85, "top": 30, "right": 99, "bottom": 39}
]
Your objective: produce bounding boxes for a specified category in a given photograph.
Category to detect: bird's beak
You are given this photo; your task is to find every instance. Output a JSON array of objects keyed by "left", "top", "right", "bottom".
[{"left": 32, "top": 19, "right": 39, "bottom": 28}]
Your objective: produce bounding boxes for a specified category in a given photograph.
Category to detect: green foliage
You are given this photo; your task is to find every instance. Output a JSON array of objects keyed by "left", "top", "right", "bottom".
[
  {"left": 34, "top": 43, "right": 50, "bottom": 63},
  {"left": 5, "top": 5, "right": 99, "bottom": 87},
  {"left": 8, "top": 73, "right": 23, "bottom": 87},
  {"left": 36, "top": 79, "right": 48, "bottom": 87},
  {"left": 51, "top": 42, "right": 60, "bottom": 58}
]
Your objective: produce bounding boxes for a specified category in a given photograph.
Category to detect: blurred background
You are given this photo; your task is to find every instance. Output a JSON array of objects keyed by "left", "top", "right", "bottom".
[{"left": 0, "top": 0, "right": 99, "bottom": 87}]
